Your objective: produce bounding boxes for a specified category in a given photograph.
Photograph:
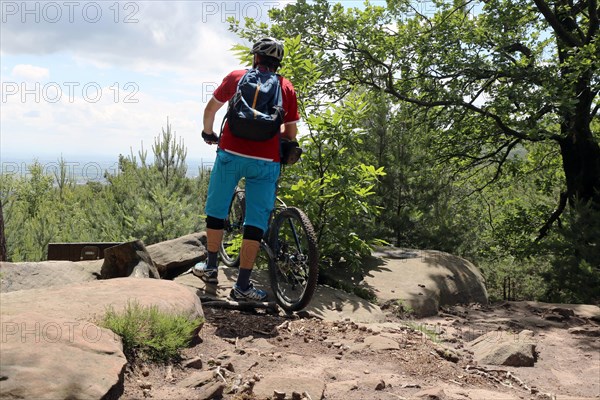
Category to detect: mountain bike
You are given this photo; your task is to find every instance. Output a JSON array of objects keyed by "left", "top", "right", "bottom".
[{"left": 219, "top": 186, "right": 319, "bottom": 312}]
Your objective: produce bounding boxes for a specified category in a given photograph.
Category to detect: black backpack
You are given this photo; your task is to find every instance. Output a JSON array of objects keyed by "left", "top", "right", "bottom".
[{"left": 225, "top": 68, "right": 284, "bottom": 141}]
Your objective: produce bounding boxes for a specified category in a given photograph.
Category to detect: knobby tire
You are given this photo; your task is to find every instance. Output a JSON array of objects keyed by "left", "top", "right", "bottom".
[{"left": 268, "top": 207, "right": 319, "bottom": 312}]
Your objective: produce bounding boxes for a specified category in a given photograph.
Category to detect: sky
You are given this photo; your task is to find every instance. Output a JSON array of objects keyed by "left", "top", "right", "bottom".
[
  {"left": 0, "top": 0, "right": 296, "bottom": 169},
  {"left": 0, "top": 0, "right": 431, "bottom": 174}
]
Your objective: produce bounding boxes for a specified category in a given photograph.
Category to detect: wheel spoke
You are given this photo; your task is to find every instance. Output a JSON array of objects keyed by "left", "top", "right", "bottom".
[{"left": 269, "top": 207, "right": 319, "bottom": 311}]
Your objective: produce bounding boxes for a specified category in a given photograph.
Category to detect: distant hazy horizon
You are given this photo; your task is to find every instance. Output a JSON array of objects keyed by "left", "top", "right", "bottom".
[{"left": 1, "top": 152, "right": 216, "bottom": 182}]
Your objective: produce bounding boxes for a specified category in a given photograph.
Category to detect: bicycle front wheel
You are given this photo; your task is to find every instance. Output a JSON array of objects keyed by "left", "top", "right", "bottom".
[
  {"left": 268, "top": 207, "right": 319, "bottom": 312},
  {"left": 219, "top": 189, "right": 245, "bottom": 267}
]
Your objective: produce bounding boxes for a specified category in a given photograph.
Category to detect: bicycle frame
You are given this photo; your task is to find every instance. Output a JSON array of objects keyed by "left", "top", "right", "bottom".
[{"left": 261, "top": 196, "right": 288, "bottom": 259}]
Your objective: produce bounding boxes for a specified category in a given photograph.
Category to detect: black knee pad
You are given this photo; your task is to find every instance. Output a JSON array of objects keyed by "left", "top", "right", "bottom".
[
  {"left": 206, "top": 215, "right": 225, "bottom": 230},
  {"left": 243, "top": 225, "right": 263, "bottom": 241}
]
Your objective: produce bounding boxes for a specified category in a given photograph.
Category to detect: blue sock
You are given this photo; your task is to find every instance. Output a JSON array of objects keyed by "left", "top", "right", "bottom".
[
  {"left": 236, "top": 268, "right": 252, "bottom": 291},
  {"left": 207, "top": 251, "right": 218, "bottom": 269}
]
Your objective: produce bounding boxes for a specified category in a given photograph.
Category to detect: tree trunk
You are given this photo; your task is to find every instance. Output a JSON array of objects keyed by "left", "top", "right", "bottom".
[
  {"left": 559, "top": 130, "right": 600, "bottom": 207},
  {"left": 0, "top": 201, "right": 6, "bottom": 262}
]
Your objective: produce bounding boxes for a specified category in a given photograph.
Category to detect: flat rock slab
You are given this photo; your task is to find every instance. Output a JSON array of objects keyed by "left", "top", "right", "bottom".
[
  {"left": 1, "top": 277, "right": 204, "bottom": 321},
  {"left": 520, "top": 301, "right": 600, "bottom": 320},
  {"left": 253, "top": 375, "right": 326, "bottom": 400},
  {"left": 0, "top": 260, "right": 102, "bottom": 293},
  {"left": 305, "top": 285, "right": 386, "bottom": 323},
  {"left": 175, "top": 267, "right": 386, "bottom": 323},
  {"left": 174, "top": 266, "right": 240, "bottom": 299}
]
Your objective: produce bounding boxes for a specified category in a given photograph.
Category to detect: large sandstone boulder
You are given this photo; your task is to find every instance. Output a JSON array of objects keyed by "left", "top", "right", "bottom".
[
  {"left": 326, "top": 247, "right": 488, "bottom": 317},
  {"left": 1, "top": 277, "right": 204, "bottom": 321},
  {"left": 0, "top": 260, "right": 102, "bottom": 293},
  {"left": 147, "top": 232, "right": 207, "bottom": 279},
  {"left": 0, "top": 312, "right": 126, "bottom": 400},
  {"left": 0, "top": 278, "right": 204, "bottom": 399}
]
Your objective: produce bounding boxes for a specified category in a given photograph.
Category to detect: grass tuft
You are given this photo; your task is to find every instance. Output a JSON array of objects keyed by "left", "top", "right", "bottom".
[{"left": 100, "top": 300, "right": 204, "bottom": 363}]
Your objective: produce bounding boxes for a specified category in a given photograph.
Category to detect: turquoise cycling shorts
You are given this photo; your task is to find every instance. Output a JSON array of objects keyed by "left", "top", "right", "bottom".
[{"left": 205, "top": 149, "right": 280, "bottom": 233}]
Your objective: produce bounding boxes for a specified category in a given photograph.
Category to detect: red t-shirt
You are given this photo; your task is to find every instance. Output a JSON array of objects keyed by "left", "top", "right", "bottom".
[{"left": 213, "top": 69, "right": 300, "bottom": 162}]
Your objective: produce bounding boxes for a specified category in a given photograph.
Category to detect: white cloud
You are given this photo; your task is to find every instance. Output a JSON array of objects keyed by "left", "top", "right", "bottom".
[
  {"left": 11, "top": 64, "right": 50, "bottom": 81},
  {"left": 0, "top": 1, "right": 294, "bottom": 163},
  {"left": 0, "top": 83, "right": 213, "bottom": 160}
]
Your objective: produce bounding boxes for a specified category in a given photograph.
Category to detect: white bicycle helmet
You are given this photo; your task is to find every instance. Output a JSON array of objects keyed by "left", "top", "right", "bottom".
[{"left": 250, "top": 37, "right": 284, "bottom": 62}]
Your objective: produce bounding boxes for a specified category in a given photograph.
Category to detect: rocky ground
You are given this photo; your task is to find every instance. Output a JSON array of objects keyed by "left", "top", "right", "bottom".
[
  {"left": 122, "top": 301, "right": 600, "bottom": 400},
  {"left": 2, "top": 242, "right": 598, "bottom": 400}
]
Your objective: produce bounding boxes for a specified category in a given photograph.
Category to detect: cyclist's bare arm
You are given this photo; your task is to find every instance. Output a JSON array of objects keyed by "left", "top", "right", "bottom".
[{"left": 282, "top": 122, "right": 297, "bottom": 141}]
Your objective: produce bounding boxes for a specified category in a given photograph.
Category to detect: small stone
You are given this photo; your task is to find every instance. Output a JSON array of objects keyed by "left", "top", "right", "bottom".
[
  {"left": 141, "top": 366, "right": 150, "bottom": 377},
  {"left": 274, "top": 390, "right": 286, "bottom": 399},
  {"left": 292, "top": 391, "right": 302, "bottom": 400},
  {"left": 142, "top": 388, "right": 151, "bottom": 398},
  {"left": 165, "top": 365, "right": 174, "bottom": 382},
  {"left": 183, "top": 356, "right": 203, "bottom": 370},
  {"left": 335, "top": 355, "right": 343, "bottom": 360},
  {"left": 224, "top": 362, "right": 235, "bottom": 372},
  {"left": 196, "top": 382, "right": 226, "bottom": 399},
  {"left": 375, "top": 380, "right": 385, "bottom": 390},
  {"left": 217, "top": 351, "right": 232, "bottom": 360},
  {"left": 364, "top": 370, "right": 370, "bottom": 374},
  {"left": 139, "top": 381, "right": 152, "bottom": 390}
]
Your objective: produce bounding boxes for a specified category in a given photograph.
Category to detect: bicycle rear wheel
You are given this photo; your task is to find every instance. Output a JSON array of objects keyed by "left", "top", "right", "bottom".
[
  {"left": 268, "top": 207, "right": 319, "bottom": 312},
  {"left": 219, "top": 189, "right": 245, "bottom": 267}
]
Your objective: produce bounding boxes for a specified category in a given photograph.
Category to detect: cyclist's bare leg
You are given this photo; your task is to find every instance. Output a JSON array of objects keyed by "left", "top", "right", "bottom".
[
  {"left": 236, "top": 239, "right": 260, "bottom": 290},
  {"left": 206, "top": 228, "right": 224, "bottom": 253},
  {"left": 239, "top": 239, "right": 260, "bottom": 269}
]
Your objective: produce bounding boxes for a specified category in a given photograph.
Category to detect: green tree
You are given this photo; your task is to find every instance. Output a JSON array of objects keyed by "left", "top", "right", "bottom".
[
  {"left": 0, "top": 200, "right": 6, "bottom": 261},
  {"left": 261, "top": 0, "right": 598, "bottom": 232},
  {"left": 104, "top": 119, "right": 202, "bottom": 244},
  {"left": 229, "top": 0, "right": 599, "bottom": 302}
]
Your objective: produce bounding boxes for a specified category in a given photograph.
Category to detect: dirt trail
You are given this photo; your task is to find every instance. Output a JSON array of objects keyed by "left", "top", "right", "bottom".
[{"left": 122, "top": 301, "right": 600, "bottom": 400}]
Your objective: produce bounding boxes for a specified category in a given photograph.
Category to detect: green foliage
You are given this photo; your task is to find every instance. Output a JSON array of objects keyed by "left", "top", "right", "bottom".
[
  {"left": 540, "top": 204, "right": 600, "bottom": 303},
  {"left": 104, "top": 119, "right": 202, "bottom": 244},
  {"left": 101, "top": 300, "right": 203, "bottom": 362},
  {"left": 226, "top": 0, "right": 599, "bottom": 304},
  {"left": 280, "top": 92, "right": 386, "bottom": 271},
  {"left": 1, "top": 119, "right": 209, "bottom": 262}
]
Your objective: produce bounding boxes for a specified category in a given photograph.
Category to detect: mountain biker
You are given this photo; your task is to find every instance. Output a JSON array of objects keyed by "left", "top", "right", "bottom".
[{"left": 193, "top": 37, "right": 300, "bottom": 302}]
